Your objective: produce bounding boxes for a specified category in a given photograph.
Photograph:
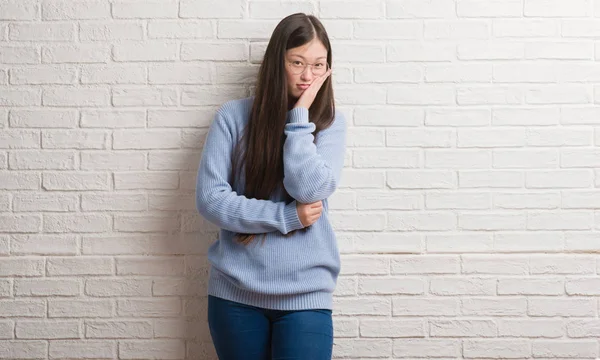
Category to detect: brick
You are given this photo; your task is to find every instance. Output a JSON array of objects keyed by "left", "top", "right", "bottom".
[
  {"left": 567, "top": 320, "right": 600, "bottom": 337},
  {"left": 394, "top": 339, "right": 460, "bottom": 357},
  {"left": 9, "top": 151, "right": 74, "bottom": 170},
  {"left": 148, "top": 20, "right": 213, "bottom": 38},
  {"left": 425, "top": 150, "right": 491, "bottom": 169},
  {"left": 81, "top": 65, "right": 146, "bottom": 85},
  {"left": 42, "top": 0, "right": 109, "bottom": 20},
  {"left": 354, "top": 149, "right": 419, "bottom": 168},
  {"left": 181, "top": 42, "right": 247, "bottom": 61},
  {"left": 0, "top": 130, "right": 40, "bottom": 149},
  {"left": 458, "top": 0, "right": 522, "bottom": 17},
  {"left": 525, "top": 0, "right": 592, "bottom": 17},
  {"left": 113, "top": 42, "right": 177, "bottom": 62},
  {"left": 360, "top": 319, "right": 424, "bottom": 337},
  {"left": 0, "top": 46, "right": 39, "bottom": 64},
  {"left": 462, "top": 298, "right": 527, "bottom": 316},
  {"left": 388, "top": 42, "right": 454, "bottom": 62},
  {"left": 329, "top": 212, "right": 386, "bottom": 231},
  {"left": 0, "top": 321, "right": 12, "bottom": 339},
  {"left": 462, "top": 255, "right": 529, "bottom": 275},
  {"left": 430, "top": 278, "right": 496, "bottom": 295},
  {"left": 42, "top": 130, "right": 107, "bottom": 149},
  {"left": 356, "top": 21, "right": 421, "bottom": 39},
  {"left": 0, "top": 340, "right": 46, "bottom": 359},
  {"left": 119, "top": 340, "right": 185, "bottom": 359},
  {"left": 112, "top": 87, "right": 177, "bottom": 106},
  {"left": 499, "top": 319, "right": 563, "bottom": 338},
  {"left": 10, "top": 110, "right": 77, "bottom": 128},
  {"left": 493, "top": 150, "right": 559, "bottom": 169},
  {"left": 112, "top": 1, "right": 178, "bottom": 19},
  {"left": 148, "top": 150, "right": 200, "bottom": 170},
  {"left": 82, "top": 194, "right": 146, "bottom": 211},
  {"left": 49, "top": 299, "right": 113, "bottom": 318},
  {"left": 389, "top": 212, "right": 456, "bottom": 231},
  {"left": 0, "top": 172, "right": 39, "bottom": 190},
  {"left": 464, "top": 340, "right": 531, "bottom": 358},
  {"left": 393, "top": 298, "right": 458, "bottom": 316},
  {"left": 494, "top": 19, "right": 558, "bottom": 37},
  {"left": 498, "top": 278, "right": 564, "bottom": 295},
  {"left": 532, "top": 340, "right": 598, "bottom": 358},
  {"left": 427, "top": 108, "right": 490, "bottom": 126},
  {"left": 249, "top": 1, "right": 314, "bottom": 19},
  {"left": 426, "top": 234, "right": 494, "bottom": 253},
  {"left": 49, "top": 340, "right": 116, "bottom": 359},
  {"left": 527, "top": 85, "right": 592, "bottom": 104},
  {"left": 12, "top": 193, "right": 78, "bottom": 212},
  {"left": 181, "top": 86, "right": 247, "bottom": 106},
  {"left": 16, "top": 320, "right": 79, "bottom": 339},
  {"left": 430, "top": 319, "right": 497, "bottom": 337},
  {"left": 42, "top": 44, "right": 109, "bottom": 63},
  {"left": 113, "top": 130, "right": 181, "bottom": 150},
  {"left": 85, "top": 279, "right": 152, "bottom": 297},
  {"left": 0, "top": 215, "right": 41, "bottom": 233},
  {"left": 80, "top": 151, "right": 146, "bottom": 170},
  {"left": 0, "top": 280, "right": 10, "bottom": 297},
  {"left": 357, "top": 192, "right": 421, "bottom": 210},
  {"left": 459, "top": 213, "right": 526, "bottom": 230},
  {"left": 81, "top": 235, "right": 181, "bottom": 256},
  {"left": 47, "top": 257, "right": 113, "bottom": 276},
  {"left": 0, "top": 89, "right": 41, "bottom": 106},
  {"left": 80, "top": 22, "right": 144, "bottom": 41},
  {"left": 335, "top": 43, "right": 386, "bottom": 62},
  {"left": 116, "top": 257, "right": 184, "bottom": 276},
  {"left": 15, "top": 279, "right": 80, "bottom": 297},
  {"left": 387, "top": 0, "right": 455, "bottom": 18},
  {"left": 566, "top": 278, "right": 600, "bottom": 295},
  {"left": 43, "top": 172, "right": 109, "bottom": 191},
  {"left": 0, "top": 300, "right": 45, "bottom": 317},
  {"left": 0, "top": 0, "right": 38, "bottom": 20},
  {"left": 180, "top": 0, "right": 243, "bottom": 18},
  {"left": 85, "top": 320, "right": 152, "bottom": 339},
  {"left": 9, "top": 23, "right": 74, "bottom": 41},
  {"left": 358, "top": 277, "right": 424, "bottom": 295},
  {"left": 148, "top": 109, "right": 213, "bottom": 128},
  {"left": 426, "top": 192, "right": 489, "bottom": 210},
  {"left": 117, "top": 299, "right": 181, "bottom": 317},
  {"left": 11, "top": 235, "right": 77, "bottom": 255},
  {"left": 495, "top": 232, "right": 564, "bottom": 252},
  {"left": 391, "top": 255, "right": 459, "bottom": 274},
  {"left": 334, "top": 339, "right": 391, "bottom": 358},
  {"left": 114, "top": 214, "right": 179, "bottom": 233},
  {"left": 10, "top": 65, "right": 77, "bottom": 85},
  {"left": 459, "top": 170, "right": 524, "bottom": 188},
  {"left": 529, "top": 298, "right": 596, "bottom": 317},
  {"left": 388, "top": 170, "right": 455, "bottom": 189},
  {"left": 43, "top": 87, "right": 109, "bottom": 107},
  {"left": 81, "top": 110, "right": 145, "bottom": 128},
  {"left": 528, "top": 211, "right": 593, "bottom": 230},
  {"left": 334, "top": 297, "right": 390, "bottom": 315},
  {"left": 44, "top": 214, "right": 111, "bottom": 233},
  {"left": 114, "top": 172, "right": 179, "bottom": 190}
]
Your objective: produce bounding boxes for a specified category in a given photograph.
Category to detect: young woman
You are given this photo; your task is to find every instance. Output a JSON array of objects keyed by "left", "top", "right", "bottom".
[{"left": 195, "top": 13, "right": 347, "bottom": 360}]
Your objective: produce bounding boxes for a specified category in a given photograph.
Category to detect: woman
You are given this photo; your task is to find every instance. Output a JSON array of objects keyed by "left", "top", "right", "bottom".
[{"left": 195, "top": 13, "right": 347, "bottom": 360}]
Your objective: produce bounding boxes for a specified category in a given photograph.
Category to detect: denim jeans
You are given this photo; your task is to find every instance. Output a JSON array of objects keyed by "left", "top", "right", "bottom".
[{"left": 207, "top": 295, "right": 334, "bottom": 360}]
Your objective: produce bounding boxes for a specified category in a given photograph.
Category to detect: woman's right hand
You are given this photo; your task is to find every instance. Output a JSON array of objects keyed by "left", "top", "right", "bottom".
[{"left": 296, "top": 200, "right": 323, "bottom": 227}]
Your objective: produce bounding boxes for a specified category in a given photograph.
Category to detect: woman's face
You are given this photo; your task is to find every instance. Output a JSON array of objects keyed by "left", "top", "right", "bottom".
[{"left": 285, "top": 38, "right": 328, "bottom": 99}]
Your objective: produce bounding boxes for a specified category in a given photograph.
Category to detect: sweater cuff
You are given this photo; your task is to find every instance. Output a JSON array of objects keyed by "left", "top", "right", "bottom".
[
  {"left": 288, "top": 107, "right": 310, "bottom": 124},
  {"left": 283, "top": 200, "right": 304, "bottom": 233}
]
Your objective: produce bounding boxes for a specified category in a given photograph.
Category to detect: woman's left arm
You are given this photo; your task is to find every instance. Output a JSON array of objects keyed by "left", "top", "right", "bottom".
[{"left": 282, "top": 107, "right": 347, "bottom": 203}]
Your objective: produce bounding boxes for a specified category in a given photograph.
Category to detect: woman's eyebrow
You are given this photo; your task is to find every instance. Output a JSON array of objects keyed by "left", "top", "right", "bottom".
[{"left": 289, "top": 54, "right": 327, "bottom": 60}]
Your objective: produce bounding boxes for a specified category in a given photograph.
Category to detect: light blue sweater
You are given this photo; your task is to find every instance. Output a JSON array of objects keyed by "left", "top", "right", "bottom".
[{"left": 195, "top": 97, "right": 347, "bottom": 310}]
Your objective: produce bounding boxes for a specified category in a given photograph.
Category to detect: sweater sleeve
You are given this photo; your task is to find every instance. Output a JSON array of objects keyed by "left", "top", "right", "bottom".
[
  {"left": 282, "top": 107, "right": 347, "bottom": 204},
  {"left": 196, "top": 108, "right": 305, "bottom": 234}
]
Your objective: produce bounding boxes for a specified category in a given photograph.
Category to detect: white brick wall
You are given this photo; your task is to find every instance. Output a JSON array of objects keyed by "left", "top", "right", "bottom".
[{"left": 1, "top": 0, "right": 599, "bottom": 359}]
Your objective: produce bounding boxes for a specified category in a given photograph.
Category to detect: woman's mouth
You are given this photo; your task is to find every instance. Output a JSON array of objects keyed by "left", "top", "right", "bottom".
[{"left": 297, "top": 84, "right": 310, "bottom": 90}]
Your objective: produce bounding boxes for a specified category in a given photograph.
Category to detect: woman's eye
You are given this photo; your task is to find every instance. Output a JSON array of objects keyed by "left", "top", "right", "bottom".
[
  {"left": 314, "top": 63, "right": 325, "bottom": 68},
  {"left": 293, "top": 61, "right": 303, "bottom": 66}
]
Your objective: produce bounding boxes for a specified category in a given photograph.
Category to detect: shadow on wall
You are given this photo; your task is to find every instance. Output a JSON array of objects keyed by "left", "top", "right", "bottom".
[{"left": 156, "top": 139, "right": 219, "bottom": 360}]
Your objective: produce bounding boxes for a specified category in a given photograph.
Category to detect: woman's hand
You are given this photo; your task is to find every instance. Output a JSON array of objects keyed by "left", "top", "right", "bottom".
[
  {"left": 296, "top": 200, "right": 323, "bottom": 227},
  {"left": 293, "top": 69, "right": 332, "bottom": 110}
]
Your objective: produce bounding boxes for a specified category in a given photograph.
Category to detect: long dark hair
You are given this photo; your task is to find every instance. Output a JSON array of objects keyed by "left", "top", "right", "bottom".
[{"left": 232, "top": 13, "right": 335, "bottom": 245}]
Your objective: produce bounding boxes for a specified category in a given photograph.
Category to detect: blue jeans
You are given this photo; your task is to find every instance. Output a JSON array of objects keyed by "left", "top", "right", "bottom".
[{"left": 208, "top": 295, "right": 333, "bottom": 360}]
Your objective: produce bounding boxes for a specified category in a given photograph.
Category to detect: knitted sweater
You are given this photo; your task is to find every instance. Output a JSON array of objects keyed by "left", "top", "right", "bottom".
[{"left": 195, "top": 96, "right": 347, "bottom": 310}]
